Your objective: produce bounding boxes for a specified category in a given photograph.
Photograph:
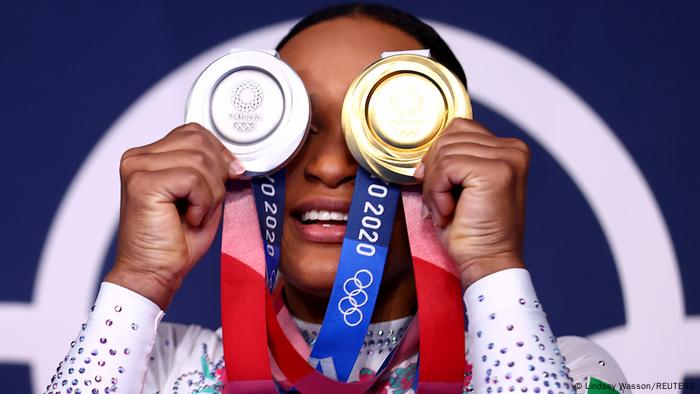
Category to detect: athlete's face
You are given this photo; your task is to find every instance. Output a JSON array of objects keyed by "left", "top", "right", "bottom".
[{"left": 278, "top": 17, "right": 421, "bottom": 296}]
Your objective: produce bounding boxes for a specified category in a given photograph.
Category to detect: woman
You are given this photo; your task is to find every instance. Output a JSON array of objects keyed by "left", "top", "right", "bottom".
[{"left": 44, "top": 4, "right": 626, "bottom": 393}]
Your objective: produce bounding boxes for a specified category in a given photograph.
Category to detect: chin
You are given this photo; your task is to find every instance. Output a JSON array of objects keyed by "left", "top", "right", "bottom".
[{"left": 280, "top": 245, "right": 341, "bottom": 297}]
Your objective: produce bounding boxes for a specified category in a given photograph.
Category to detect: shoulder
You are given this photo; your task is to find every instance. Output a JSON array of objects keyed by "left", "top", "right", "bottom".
[{"left": 557, "top": 336, "right": 628, "bottom": 388}]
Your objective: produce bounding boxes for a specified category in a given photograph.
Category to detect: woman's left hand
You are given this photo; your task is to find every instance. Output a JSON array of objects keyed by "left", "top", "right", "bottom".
[{"left": 414, "top": 118, "right": 529, "bottom": 288}]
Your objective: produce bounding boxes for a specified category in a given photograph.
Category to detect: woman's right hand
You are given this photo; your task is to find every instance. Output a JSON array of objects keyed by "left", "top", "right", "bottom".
[{"left": 104, "top": 123, "right": 245, "bottom": 309}]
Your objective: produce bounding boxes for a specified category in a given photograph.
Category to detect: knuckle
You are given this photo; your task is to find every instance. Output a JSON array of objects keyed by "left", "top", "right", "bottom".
[
  {"left": 212, "top": 183, "right": 226, "bottom": 202},
  {"left": 435, "top": 156, "right": 453, "bottom": 174},
  {"left": 512, "top": 147, "right": 530, "bottom": 169},
  {"left": 449, "top": 117, "right": 470, "bottom": 129},
  {"left": 189, "top": 150, "right": 210, "bottom": 167},
  {"left": 434, "top": 142, "right": 448, "bottom": 159},
  {"left": 492, "top": 160, "right": 516, "bottom": 184},
  {"left": 119, "top": 150, "right": 137, "bottom": 176},
  {"left": 182, "top": 168, "right": 203, "bottom": 185},
  {"left": 185, "top": 121, "right": 203, "bottom": 130},
  {"left": 509, "top": 137, "right": 529, "bottom": 152},
  {"left": 124, "top": 170, "right": 148, "bottom": 191},
  {"left": 121, "top": 147, "right": 137, "bottom": 160},
  {"left": 173, "top": 122, "right": 203, "bottom": 134},
  {"left": 186, "top": 130, "right": 210, "bottom": 147}
]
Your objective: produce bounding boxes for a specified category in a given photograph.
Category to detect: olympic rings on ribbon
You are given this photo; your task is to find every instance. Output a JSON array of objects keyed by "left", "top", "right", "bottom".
[{"left": 338, "top": 269, "right": 374, "bottom": 327}]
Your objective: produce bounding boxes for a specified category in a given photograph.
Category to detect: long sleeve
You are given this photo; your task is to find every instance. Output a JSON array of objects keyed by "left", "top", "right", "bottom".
[
  {"left": 464, "top": 268, "right": 627, "bottom": 394},
  {"left": 45, "top": 270, "right": 628, "bottom": 393},
  {"left": 44, "top": 282, "right": 164, "bottom": 394}
]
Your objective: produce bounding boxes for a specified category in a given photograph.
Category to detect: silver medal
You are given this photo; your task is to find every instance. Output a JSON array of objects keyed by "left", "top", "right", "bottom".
[{"left": 186, "top": 49, "right": 310, "bottom": 177}]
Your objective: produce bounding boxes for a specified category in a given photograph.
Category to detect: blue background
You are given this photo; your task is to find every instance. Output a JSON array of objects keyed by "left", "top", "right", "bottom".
[{"left": 1, "top": 1, "right": 698, "bottom": 392}]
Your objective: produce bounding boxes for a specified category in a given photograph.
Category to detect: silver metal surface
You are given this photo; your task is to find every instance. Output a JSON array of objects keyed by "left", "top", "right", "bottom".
[{"left": 186, "top": 49, "right": 310, "bottom": 177}]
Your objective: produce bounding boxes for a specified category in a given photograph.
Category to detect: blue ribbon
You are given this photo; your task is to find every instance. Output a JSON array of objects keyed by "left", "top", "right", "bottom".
[
  {"left": 252, "top": 170, "right": 286, "bottom": 292},
  {"left": 252, "top": 167, "right": 400, "bottom": 382},
  {"left": 308, "top": 168, "right": 400, "bottom": 381}
]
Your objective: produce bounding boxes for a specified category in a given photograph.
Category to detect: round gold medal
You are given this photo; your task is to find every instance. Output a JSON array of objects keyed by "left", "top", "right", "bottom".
[{"left": 342, "top": 53, "right": 472, "bottom": 184}]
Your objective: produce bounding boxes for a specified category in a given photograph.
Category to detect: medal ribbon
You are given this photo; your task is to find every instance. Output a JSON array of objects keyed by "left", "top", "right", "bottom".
[
  {"left": 308, "top": 168, "right": 400, "bottom": 381},
  {"left": 221, "top": 171, "right": 467, "bottom": 392},
  {"left": 251, "top": 172, "right": 286, "bottom": 292}
]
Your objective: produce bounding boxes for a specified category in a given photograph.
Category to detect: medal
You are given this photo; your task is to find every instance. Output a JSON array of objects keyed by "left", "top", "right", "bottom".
[
  {"left": 185, "top": 49, "right": 470, "bottom": 393},
  {"left": 185, "top": 49, "right": 310, "bottom": 177},
  {"left": 342, "top": 50, "right": 472, "bottom": 184}
]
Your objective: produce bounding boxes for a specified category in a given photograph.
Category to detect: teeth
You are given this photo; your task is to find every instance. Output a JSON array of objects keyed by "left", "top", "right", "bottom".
[
  {"left": 301, "top": 210, "right": 348, "bottom": 223},
  {"left": 330, "top": 212, "right": 344, "bottom": 221}
]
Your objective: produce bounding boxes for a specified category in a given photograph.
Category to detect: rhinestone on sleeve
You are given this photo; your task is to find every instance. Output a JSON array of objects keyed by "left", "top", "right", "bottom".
[
  {"left": 465, "top": 269, "right": 576, "bottom": 394},
  {"left": 43, "top": 282, "right": 164, "bottom": 394}
]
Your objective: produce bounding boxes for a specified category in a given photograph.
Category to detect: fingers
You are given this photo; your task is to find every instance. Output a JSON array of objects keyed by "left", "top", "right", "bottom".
[
  {"left": 121, "top": 150, "right": 227, "bottom": 220},
  {"left": 439, "top": 118, "right": 528, "bottom": 152},
  {"left": 421, "top": 155, "right": 488, "bottom": 226},
  {"left": 119, "top": 123, "right": 242, "bottom": 228},
  {"left": 124, "top": 167, "right": 214, "bottom": 227},
  {"left": 125, "top": 122, "right": 243, "bottom": 178},
  {"left": 417, "top": 119, "right": 529, "bottom": 227}
]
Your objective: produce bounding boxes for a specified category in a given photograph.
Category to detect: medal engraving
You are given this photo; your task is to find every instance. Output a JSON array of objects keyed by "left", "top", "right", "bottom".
[
  {"left": 186, "top": 49, "right": 310, "bottom": 177},
  {"left": 230, "top": 79, "right": 265, "bottom": 134},
  {"left": 231, "top": 79, "right": 264, "bottom": 113},
  {"left": 211, "top": 69, "right": 283, "bottom": 145},
  {"left": 368, "top": 73, "right": 445, "bottom": 149},
  {"left": 342, "top": 53, "right": 472, "bottom": 184}
]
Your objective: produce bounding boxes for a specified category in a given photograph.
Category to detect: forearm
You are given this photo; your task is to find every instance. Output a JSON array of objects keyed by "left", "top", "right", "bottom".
[
  {"left": 464, "top": 268, "right": 626, "bottom": 394},
  {"left": 44, "top": 282, "right": 164, "bottom": 394}
]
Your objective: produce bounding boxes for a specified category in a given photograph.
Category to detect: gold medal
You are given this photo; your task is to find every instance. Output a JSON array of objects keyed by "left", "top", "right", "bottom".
[{"left": 342, "top": 52, "right": 472, "bottom": 184}]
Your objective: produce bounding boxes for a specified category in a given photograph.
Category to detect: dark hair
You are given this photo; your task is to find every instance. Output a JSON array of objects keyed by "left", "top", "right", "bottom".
[{"left": 276, "top": 3, "right": 467, "bottom": 89}]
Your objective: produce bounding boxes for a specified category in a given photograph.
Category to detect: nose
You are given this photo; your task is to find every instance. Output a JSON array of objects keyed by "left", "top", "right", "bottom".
[{"left": 304, "top": 129, "right": 357, "bottom": 188}]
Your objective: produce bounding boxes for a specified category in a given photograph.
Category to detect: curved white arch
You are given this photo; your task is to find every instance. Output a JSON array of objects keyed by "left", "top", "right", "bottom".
[
  {"left": 431, "top": 22, "right": 697, "bottom": 387},
  {"left": 0, "top": 20, "right": 693, "bottom": 393}
]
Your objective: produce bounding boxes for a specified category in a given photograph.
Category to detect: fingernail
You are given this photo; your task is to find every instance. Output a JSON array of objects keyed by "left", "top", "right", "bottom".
[
  {"left": 414, "top": 163, "right": 425, "bottom": 179},
  {"left": 229, "top": 159, "right": 246, "bottom": 176},
  {"left": 421, "top": 203, "right": 431, "bottom": 219},
  {"left": 432, "top": 214, "right": 440, "bottom": 227}
]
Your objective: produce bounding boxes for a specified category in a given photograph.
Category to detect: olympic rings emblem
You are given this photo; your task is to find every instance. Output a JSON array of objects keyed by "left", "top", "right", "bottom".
[{"left": 338, "top": 269, "right": 374, "bottom": 327}]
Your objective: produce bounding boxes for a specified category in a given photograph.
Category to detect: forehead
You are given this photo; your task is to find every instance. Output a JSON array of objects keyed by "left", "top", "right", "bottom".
[{"left": 278, "top": 17, "right": 423, "bottom": 105}]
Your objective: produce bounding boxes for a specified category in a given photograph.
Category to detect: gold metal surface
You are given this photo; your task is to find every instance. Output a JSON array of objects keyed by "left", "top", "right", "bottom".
[{"left": 342, "top": 53, "right": 472, "bottom": 184}]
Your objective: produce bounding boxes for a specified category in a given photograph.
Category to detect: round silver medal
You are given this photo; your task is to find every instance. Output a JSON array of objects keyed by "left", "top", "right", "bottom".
[{"left": 186, "top": 49, "right": 310, "bottom": 177}]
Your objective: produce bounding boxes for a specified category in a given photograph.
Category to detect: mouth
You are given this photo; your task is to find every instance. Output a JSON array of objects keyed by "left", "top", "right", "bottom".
[
  {"left": 300, "top": 210, "right": 349, "bottom": 225},
  {"left": 291, "top": 200, "right": 350, "bottom": 243}
]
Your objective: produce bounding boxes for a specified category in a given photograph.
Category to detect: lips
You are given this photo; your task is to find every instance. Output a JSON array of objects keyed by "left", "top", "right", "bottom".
[{"left": 291, "top": 199, "right": 350, "bottom": 243}]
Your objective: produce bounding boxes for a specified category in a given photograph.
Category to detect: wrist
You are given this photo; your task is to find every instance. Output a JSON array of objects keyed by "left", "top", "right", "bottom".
[
  {"left": 459, "top": 253, "right": 525, "bottom": 289},
  {"left": 104, "top": 266, "right": 175, "bottom": 310}
]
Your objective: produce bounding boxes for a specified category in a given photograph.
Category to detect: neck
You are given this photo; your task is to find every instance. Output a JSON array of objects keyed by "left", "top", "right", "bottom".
[{"left": 282, "top": 266, "right": 417, "bottom": 324}]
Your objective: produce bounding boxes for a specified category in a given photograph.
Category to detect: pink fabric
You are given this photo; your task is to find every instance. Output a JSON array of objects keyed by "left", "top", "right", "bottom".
[
  {"left": 275, "top": 301, "right": 311, "bottom": 359},
  {"left": 223, "top": 380, "right": 279, "bottom": 394},
  {"left": 401, "top": 189, "right": 460, "bottom": 278},
  {"left": 222, "top": 182, "right": 266, "bottom": 276}
]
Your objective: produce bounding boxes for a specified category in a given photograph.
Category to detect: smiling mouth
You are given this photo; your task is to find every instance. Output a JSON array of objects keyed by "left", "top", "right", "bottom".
[
  {"left": 291, "top": 206, "right": 350, "bottom": 243},
  {"left": 300, "top": 210, "right": 349, "bottom": 227}
]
